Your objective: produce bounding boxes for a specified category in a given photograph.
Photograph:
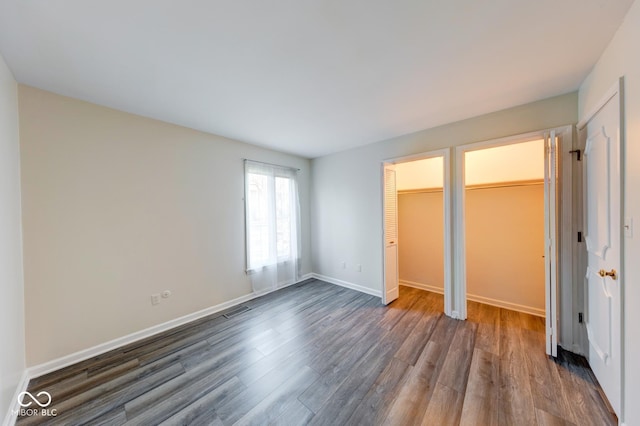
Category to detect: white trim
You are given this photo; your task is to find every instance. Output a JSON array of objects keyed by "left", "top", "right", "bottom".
[
  {"left": 311, "top": 273, "right": 382, "bottom": 298},
  {"left": 400, "top": 280, "right": 547, "bottom": 318},
  {"left": 399, "top": 279, "right": 444, "bottom": 295},
  {"left": 466, "top": 293, "right": 546, "bottom": 318},
  {"left": 454, "top": 145, "right": 467, "bottom": 319},
  {"left": 577, "top": 79, "right": 621, "bottom": 129},
  {"left": 26, "top": 274, "right": 313, "bottom": 381},
  {"left": 2, "top": 370, "right": 29, "bottom": 426},
  {"left": 442, "top": 149, "right": 454, "bottom": 318}
]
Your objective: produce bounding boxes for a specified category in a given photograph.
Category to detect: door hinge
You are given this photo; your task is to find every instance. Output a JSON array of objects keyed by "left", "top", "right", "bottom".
[
  {"left": 578, "top": 312, "right": 583, "bottom": 323},
  {"left": 569, "top": 149, "right": 582, "bottom": 161},
  {"left": 577, "top": 231, "right": 582, "bottom": 243}
]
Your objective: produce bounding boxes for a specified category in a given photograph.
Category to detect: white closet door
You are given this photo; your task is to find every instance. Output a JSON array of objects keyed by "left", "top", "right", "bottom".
[
  {"left": 383, "top": 164, "right": 399, "bottom": 304},
  {"left": 544, "top": 131, "right": 559, "bottom": 357}
]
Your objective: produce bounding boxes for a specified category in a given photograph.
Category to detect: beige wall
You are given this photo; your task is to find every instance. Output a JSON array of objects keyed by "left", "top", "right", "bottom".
[
  {"left": 466, "top": 184, "right": 545, "bottom": 313},
  {"left": 465, "top": 139, "right": 544, "bottom": 185},
  {"left": 395, "top": 158, "right": 443, "bottom": 191},
  {"left": 578, "top": 0, "right": 640, "bottom": 423},
  {"left": 398, "top": 191, "right": 444, "bottom": 291},
  {"left": 19, "top": 86, "right": 312, "bottom": 366},
  {"left": 0, "top": 54, "right": 25, "bottom": 420}
]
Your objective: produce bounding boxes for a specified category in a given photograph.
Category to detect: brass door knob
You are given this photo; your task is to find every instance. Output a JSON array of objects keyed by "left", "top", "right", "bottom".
[{"left": 598, "top": 269, "right": 618, "bottom": 280}]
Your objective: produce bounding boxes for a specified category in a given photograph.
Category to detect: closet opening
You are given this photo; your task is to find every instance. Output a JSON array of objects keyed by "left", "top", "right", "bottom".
[
  {"left": 382, "top": 149, "right": 453, "bottom": 316},
  {"left": 396, "top": 157, "right": 445, "bottom": 312},
  {"left": 455, "top": 130, "right": 565, "bottom": 357},
  {"left": 463, "top": 140, "right": 546, "bottom": 318}
]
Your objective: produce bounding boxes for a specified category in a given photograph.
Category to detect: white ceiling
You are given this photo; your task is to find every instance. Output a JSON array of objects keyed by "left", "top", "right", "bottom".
[{"left": 0, "top": 1, "right": 633, "bottom": 158}]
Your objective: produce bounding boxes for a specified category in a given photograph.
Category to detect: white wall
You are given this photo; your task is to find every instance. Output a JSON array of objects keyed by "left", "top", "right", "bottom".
[
  {"left": 311, "top": 92, "right": 576, "bottom": 300},
  {"left": 0, "top": 54, "right": 25, "bottom": 421},
  {"left": 19, "top": 86, "right": 312, "bottom": 366},
  {"left": 578, "top": 0, "right": 640, "bottom": 424}
]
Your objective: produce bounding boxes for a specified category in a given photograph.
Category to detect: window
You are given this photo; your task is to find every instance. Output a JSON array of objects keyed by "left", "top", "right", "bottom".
[{"left": 245, "top": 160, "right": 300, "bottom": 275}]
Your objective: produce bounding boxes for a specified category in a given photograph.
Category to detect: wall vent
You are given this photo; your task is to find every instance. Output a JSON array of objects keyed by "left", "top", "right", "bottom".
[{"left": 223, "top": 305, "right": 251, "bottom": 319}]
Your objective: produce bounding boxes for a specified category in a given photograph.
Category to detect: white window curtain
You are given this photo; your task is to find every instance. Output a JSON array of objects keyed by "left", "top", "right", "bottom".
[{"left": 244, "top": 160, "right": 301, "bottom": 293}]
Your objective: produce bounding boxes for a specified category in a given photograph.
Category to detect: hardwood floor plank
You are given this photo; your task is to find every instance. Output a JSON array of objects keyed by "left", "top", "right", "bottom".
[
  {"left": 237, "top": 295, "right": 382, "bottom": 389},
  {"left": 519, "top": 311, "right": 546, "bottom": 333},
  {"left": 344, "top": 357, "right": 411, "bottom": 425},
  {"left": 552, "top": 349, "right": 617, "bottom": 426},
  {"left": 47, "top": 359, "right": 140, "bottom": 403},
  {"left": 301, "top": 288, "right": 424, "bottom": 415},
  {"left": 468, "top": 301, "right": 501, "bottom": 355},
  {"left": 17, "top": 283, "right": 617, "bottom": 426},
  {"left": 233, "top": 365, "right": 318, "bottom": 426},
  {"left": 124, "top": 376, "right": 244, "bottom": 425},
  {"left": 18, "top": 356, "right": 185, "bottom": 425},
  {"left": 216, "top": 355, "right": 313, "bottom": 425},
  {"left": 393, "top": 293, "right": 441, "bottom": 366},
  {"left": 383, "top": 317, "right": 457, "bottom": 426},
  {"left": 30, "top": 362, "right": 185, "bottom": 426},
  {"left": 498, "top": 308, "right": 537, "bottom": 426},
  {"left": 26, "top": 348, "right": 127, "bottom": 392},
  {"left": 91, "top": 408, "right": 128, "bottom": 426},
  {"left": 521, "top": 328, "right": 575, "bottom": 424},
  {"left": 272, "top": 400, "right": 315, "bottom": 426},
  {"left": 159, "top": 393, "right": 224, "bottom": 426},
  {"left": 436, "top": 319, "right": 477, "bottom": 393},
  {"left": 306, "top": 342, "right": 397, "bottom": 426},
  {"left": 459, "top": 349, "right": 500, "bottom": 426},
  {"left": 420, "top": 382, "right": 464, "bottom": 426},
  {"left": 535, "top": 408, "right": 577, "bottom": 426}
]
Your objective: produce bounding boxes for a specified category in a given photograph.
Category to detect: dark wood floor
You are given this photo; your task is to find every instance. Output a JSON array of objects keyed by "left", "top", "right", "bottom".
[{"left": 18, "top": 280, "right": 616, "bottom": 426}]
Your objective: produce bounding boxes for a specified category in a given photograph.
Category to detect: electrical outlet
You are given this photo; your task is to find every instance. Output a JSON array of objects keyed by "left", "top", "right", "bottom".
[
  {"left": 162, "top": 290, "right": 172, "bottom": 299},
  {"left": 151, "top": 294, "right": 161, "bottom": 305},
  {"left": 356, "top": 264, "right": 362, "bottom": 272},
  {"left": 341, "top": 261, "right": 346, "bottom": 269}
]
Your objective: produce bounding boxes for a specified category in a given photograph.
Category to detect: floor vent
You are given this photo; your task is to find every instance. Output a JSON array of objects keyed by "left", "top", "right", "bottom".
[{"left": 223, "top": 305, "right": 251, "bottom": 319}]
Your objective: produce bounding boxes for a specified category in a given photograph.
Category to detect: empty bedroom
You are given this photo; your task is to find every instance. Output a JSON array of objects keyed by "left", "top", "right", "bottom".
[{"left": 2, "top": 1, "right": 640, "bottom": 425}]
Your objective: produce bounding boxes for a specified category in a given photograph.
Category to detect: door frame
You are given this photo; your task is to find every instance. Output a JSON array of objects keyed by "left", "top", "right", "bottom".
[
  {"left": 453, "top": 127, "right": 573, "bottom": 343},
  {"left": 381, "top": 148, "right": 454, "bottom": 316},
  {"left": 576, "top": 77, "right": 625, "bottom": 419}
]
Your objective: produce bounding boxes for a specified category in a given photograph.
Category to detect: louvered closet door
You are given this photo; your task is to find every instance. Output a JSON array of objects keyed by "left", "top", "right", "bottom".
[{"left": 383, "top": 164, "right": 399, "bottom": 304}]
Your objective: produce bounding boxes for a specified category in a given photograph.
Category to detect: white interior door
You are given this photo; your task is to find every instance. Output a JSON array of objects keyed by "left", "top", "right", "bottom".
[
  {"left": 383, "top": 164, "right": 399, "bottom": 304},
  {"left": 582, "top": 87, "right": 622, "bottom": 415},
  {"left": 544, "top": 131, "right": 559, "bottom": 357}
]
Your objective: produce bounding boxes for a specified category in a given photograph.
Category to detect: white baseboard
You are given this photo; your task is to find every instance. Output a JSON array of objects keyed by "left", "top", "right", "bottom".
[
  {"left": 399, "top": 279, "right": 444, "bottom": 295},
  {"left": 466, "top": 293, "right": 545, "bottom": 317},
  {"left": 400, "top": 280, "right": 544, "bottom": 318},
  {"left": 311, "top": 273, "right": 382, "bottom": 298},
  {"left": 2, "top": 369, "right": 29, "bottom": 426},
  {"left": 26, "top": 273, "right": 313, "bottom": 381}
]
